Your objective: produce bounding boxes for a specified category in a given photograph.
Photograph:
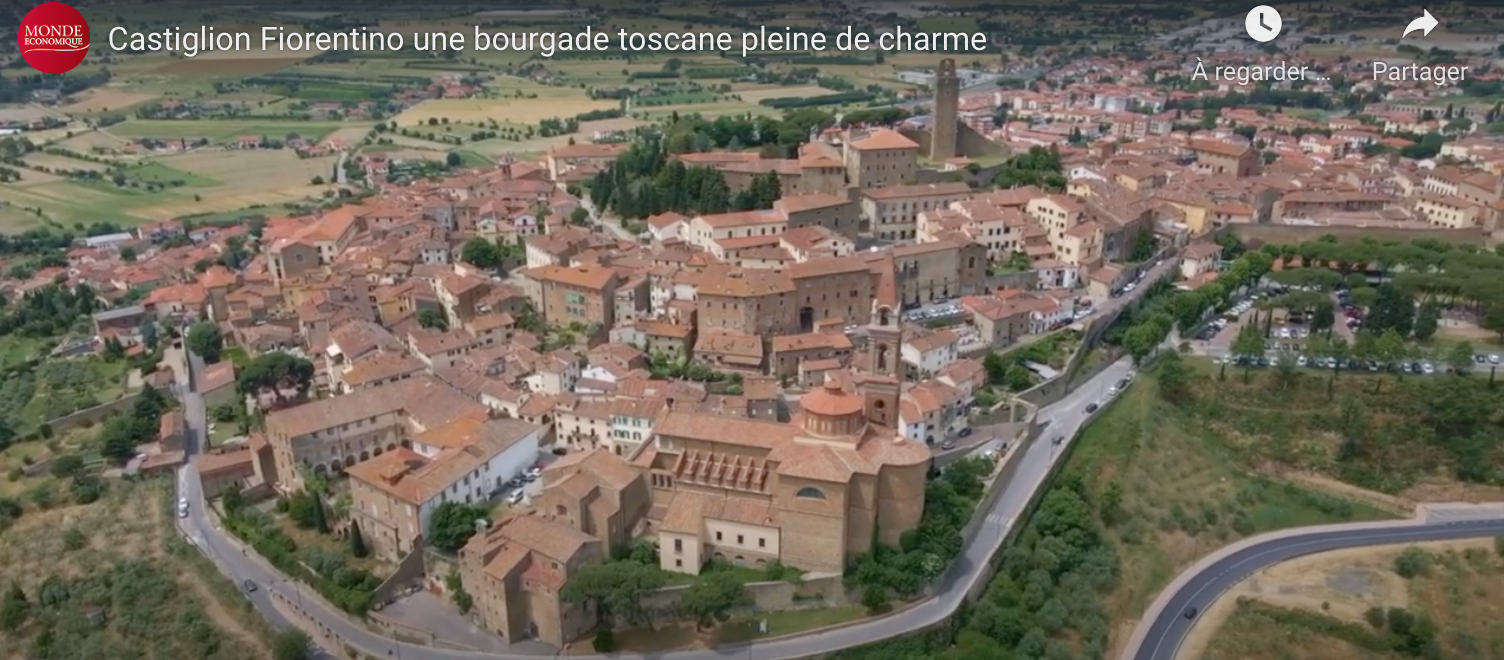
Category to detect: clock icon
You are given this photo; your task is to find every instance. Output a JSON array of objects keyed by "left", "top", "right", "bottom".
[{"left": 1246, "top": 5, "right": 1283, "bottom": 42}]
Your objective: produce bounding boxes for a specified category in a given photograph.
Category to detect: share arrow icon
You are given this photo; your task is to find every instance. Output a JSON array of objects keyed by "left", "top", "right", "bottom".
[{"left": 1403, "top": 9, "right": 1439, "bottom": 38}]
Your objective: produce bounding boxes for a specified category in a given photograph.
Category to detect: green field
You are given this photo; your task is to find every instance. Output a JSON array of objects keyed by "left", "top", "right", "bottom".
[
  {"left": 105, "top": 119, "right": 360, "bottom": 143},
  {"left": 124, "top": 162, "right": 219, "bottom": 186},
  {"left": 0, "top": 336, "right": 44, "bottom": 370}
]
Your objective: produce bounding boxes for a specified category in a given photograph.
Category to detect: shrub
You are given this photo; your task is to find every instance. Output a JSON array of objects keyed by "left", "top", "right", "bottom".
[
  {"left": 1393, "top": 546, "right": 1432, "bottom": 578},
  {"left": 592, "top": 628, "right": 615, "bottom": 652}
]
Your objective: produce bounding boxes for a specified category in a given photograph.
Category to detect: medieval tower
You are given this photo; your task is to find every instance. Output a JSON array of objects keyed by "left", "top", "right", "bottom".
[{"left": 929, "top": 58, "right": 960, "bottom": 161}]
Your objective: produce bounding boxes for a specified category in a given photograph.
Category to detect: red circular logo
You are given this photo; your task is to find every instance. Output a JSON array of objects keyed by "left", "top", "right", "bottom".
[{"left": 19, "top": 3, "right": 91, "bottom": 75}]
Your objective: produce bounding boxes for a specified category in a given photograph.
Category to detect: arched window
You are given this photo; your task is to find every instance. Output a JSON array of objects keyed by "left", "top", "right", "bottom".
[
  {"left": 795, "top": 486, "right": 826, "bottom": 500},
  {"left": 878, "top": 306, "right": 892, "bottom": 326},
  {"left": 877, "top": 344, "right": 889, "bottom": 371}
]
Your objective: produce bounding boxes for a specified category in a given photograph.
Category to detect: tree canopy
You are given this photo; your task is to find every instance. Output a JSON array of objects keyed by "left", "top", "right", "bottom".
[
  {"left": 560, "top": 559, "right": 667, "bottom": 629},
  {"left": 460, "top": 237, "right": 502, "bottom": 269},
  {"left": 426, "top": 502, "right": 491, "bottom": 554},
  {"left": 236, "top": 351, "right": 315, "bottom": 404},
  {"left": 678, "top": 569, "right": 751, "bottom": 630},
  {"left": 186, "top": 321, "right": 224, "bottom": 363}
]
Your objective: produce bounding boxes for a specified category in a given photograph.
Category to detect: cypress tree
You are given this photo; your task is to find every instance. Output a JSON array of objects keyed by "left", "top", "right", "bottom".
[
  {"left": 349, "top": 520, "right": 369, "bottom": 558},
  {"left": 310, "top": 493, "right": 329, "bottom": 534}
]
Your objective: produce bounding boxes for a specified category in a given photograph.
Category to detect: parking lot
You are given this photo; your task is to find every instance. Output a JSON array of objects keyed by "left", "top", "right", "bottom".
[
  {"left": 1207, "top": 350, "right": 1503, "bottom": 375},
  {"left": 903, "top": 301, "right": 966, "bottom": 325}
]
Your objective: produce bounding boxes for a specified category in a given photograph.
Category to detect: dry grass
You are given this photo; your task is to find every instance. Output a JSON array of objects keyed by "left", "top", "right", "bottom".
[
  {"left": 0, "top": 439, "right": 59, "bottom": 498},
  {"left": 56, "top": 130, "right": 132, "bottom": 152},
  {"left": 2, "top": 148, "right": 337, "bottom": 225},
  {"left": 1433, "top": 318, "right": 1504, "bottom": 347},
  {"left": 1195, "top": 539, "right": 1504, "bottom": 660},
  {"left": 126, "top": 149, "right": 338, "bottom": 218},
  {"left": 1067, "top": 380, "right": 1396, "bottom": 659},
  {"left": 393, "top": 97, "right": 621, "bottom": 126},
  {"left": 321, "top": 126, "right": 371, "bottom": 146},
  {"left": 0, "top": 106, "right": 56, "bottom": 123},
  {"left": 0, "top": 479, "right": 271, "bottom": 658},
  {"left": 152, "top": 57, "right": 306, "bottom": 75},
  {"left": 21, "top": 152, "right": 112, "bottom": 173},
  {"left": 58, "top": 89, "right": 159, "bottom": 113}
]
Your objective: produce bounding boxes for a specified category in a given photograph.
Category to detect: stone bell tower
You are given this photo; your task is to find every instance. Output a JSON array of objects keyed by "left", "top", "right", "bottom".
[{"left": 929, "top": 58, "right": 960, "bottom": 161}]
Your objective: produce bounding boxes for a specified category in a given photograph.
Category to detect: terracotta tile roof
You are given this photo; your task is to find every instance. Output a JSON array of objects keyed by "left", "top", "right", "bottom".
[
  {"left": 542, "top": 447, "right": 640, "bottom": 493},
  {"left": 849, "top": 128, "right": 919, "bottom": 151},
  {"left": 496, "top": 514, "right": 595, "bottom": 563},
  {"left": 200, "top": 360, "right": 236, "bottom": 392},
  {"left": 342, "top": 352, "right": 424, "bottom": 387},
  {"left": 266, "top": 376, "right": 487, "bottom": 438},
  {"left": 799, "top": 378, "right": 865, "bottom": 417},
  {"left": 348, "top": 418, "right": 540, "bottom": 505},
  {"left": 863, "top": 181, "right": 971, "bottom": 200},
  {"left": 197, "top": 446, "right": 253, "bottom": 478},
  {"left": 531, "top": 264, "right": 618, "bottom": 290},
  {"left": 656, "top": 411, "right": 795, "bottom": 449}
]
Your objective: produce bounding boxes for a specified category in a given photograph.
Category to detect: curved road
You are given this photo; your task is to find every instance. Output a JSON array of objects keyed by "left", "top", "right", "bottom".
[
  {"left": 1124, "top": 512, "right": 1504, "bottom": 660},
  {"left": 174, "top": 348, "right": 1133, "bottom": 659}
]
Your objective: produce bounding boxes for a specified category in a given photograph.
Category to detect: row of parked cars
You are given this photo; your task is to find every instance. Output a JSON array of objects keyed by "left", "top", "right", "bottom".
[
  {"left": 1213, "top": 353, "right": 1501, "bottom": 373},
  {"left": 1195, "top": 294, "right": 1261, "bottom": 340},
  {"left": 500, "top": 465, "right": 545, "bottom": 505},
  {"left": 904, "top": 303, "right": 965, "bottom": 323},
  {"left": 1335, "top": 287, "right": 1363, "bottom": 330}
]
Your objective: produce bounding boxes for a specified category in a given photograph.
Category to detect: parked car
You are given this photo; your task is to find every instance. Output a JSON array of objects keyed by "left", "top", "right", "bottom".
[
  {"left": 959, "top": 427, "right": 973, "bottom": 437},
  {"left": 940, "top": 440, "right": 956, "bottom": 450},
  {"left": 242, "top": 579, "right": 257, "bottom": 593},
  {"left": 507, "top": 489, "right": 526, "bottom": 505},
  {"left": 1084, "top": 402, "right": 1099, "bottom": 413}
]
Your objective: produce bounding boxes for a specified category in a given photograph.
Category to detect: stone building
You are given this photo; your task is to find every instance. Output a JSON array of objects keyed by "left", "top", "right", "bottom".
[
  {"left": 648, "top": 263, "right": 928, "bottom": 575},
  {"left": 929, "top": 58, "right": 960, "bottom": 161}
]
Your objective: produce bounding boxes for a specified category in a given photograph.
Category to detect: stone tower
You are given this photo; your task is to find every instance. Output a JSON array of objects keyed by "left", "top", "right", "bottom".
[
  {"left": 859, "top": 254, "right": 903, "bottom": 428},
  {"left": 930, "top": 58, "right": 960, "bottom": 161}
]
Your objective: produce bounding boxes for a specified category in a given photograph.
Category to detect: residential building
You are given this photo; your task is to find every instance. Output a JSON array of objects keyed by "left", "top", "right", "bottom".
[
  {"left": 347, "top": 417, "right": 543, "bottom": 562},
  {"left": 262, "top": 376, "right": 491, "bottom": 491}
]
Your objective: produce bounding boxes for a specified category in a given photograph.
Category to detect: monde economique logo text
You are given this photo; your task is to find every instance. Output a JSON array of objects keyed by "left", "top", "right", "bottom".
[{"left": 19, "top": 2, "right": 92, "bottom": 74}]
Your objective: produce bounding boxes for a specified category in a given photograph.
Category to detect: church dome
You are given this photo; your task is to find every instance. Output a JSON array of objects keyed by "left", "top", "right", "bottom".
[
  {"left": 801, "top": 378, "right": 864, "bottom": 417},
  {"left": 798, "top": 377, "right": 867, "bottom": 438}
]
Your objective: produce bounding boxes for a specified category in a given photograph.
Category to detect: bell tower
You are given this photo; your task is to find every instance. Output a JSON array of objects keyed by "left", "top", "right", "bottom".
[
  {"left": 930, "top": 58, "right": 960, "bottom": 161},
  {"left": 859, "top": 299, "right": 903, "bottom": 428}
]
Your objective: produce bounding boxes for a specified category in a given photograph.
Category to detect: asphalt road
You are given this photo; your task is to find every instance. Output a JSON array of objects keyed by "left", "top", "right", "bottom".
[
  {"left": 1127, "top": 517, "right": 1504, "bottom": 660},
  {"left": 172, "top": 344, "right": 1132, "bottom": 659},
  {"left": 172, "top": 354, "right": 339, "bottom": 659}
]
